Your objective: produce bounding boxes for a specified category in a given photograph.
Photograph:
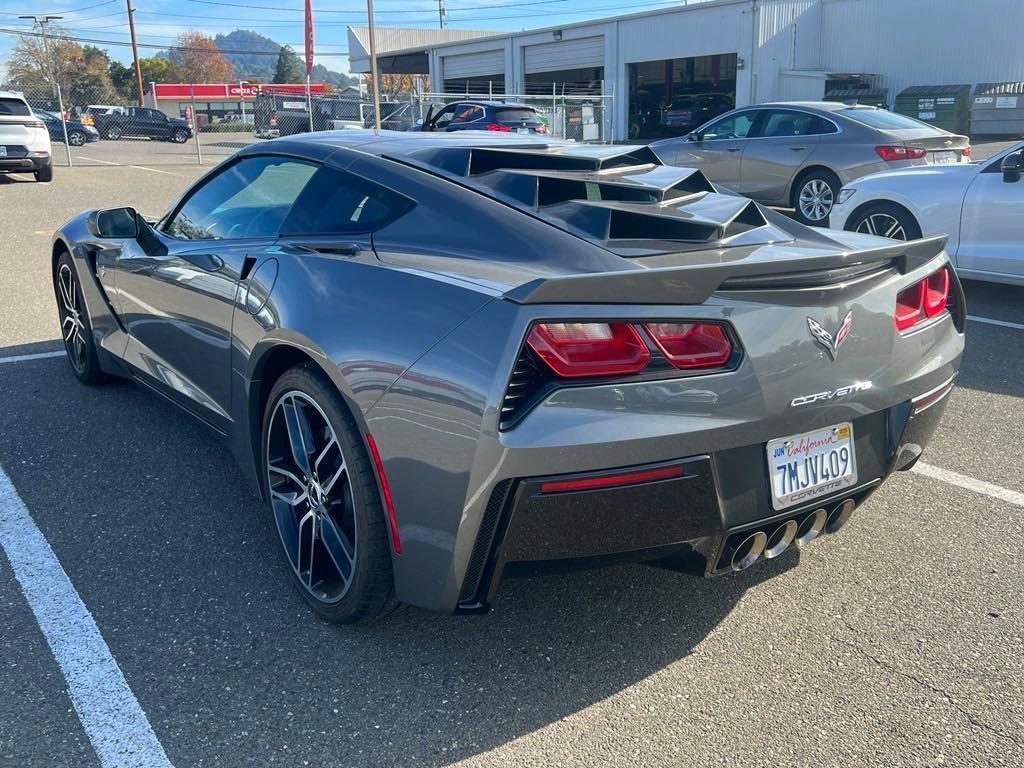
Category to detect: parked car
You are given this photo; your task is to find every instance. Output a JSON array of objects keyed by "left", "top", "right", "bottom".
[
  {"left": 416, "top": 100, "right": 547, "bottom": 133},
  {"left": 51, "top": 132, "right": 963, "bottom": 622},
  {"left": 650, "top": 102, "right": 970, "bottom": 225},
  {"left": 93, "top": 106, "right": 193, "bottom": 143},
  {"left": 661, "top": 92, "right": 734, "bottom": 136},
  {"left": 0, "top": 90, "right": 52, "bottom": 182},
  {"left": 35, "top": 110, "right": 100, "bottom": 146},
  {"left": 831, "top": 141, "right": 1024, "bottom": 286}
]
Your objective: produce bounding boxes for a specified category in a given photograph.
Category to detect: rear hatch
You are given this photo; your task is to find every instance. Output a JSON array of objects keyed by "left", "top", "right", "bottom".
[
  {"left": 0, "top": 96, "right": 42, "bottom": 157},
  {"left": 494, "top": 107, "right": 546, "bottom": 134}
]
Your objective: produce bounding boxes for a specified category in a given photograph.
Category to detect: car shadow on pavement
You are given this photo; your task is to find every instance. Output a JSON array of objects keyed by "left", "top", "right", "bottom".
[{"left": 0, "top": 346, "right": 797, "bottom": 767}]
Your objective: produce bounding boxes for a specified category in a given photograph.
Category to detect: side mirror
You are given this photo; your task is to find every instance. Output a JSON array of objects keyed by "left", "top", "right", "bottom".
[
  {"left": 687, "top": 131, "right": 701, "bottom": 142},
  {"left": 87, "top": 207, "right": 140, "bottom": 238},
  {"left": 415, "top": 117, "right": 424, "bottom": 126},
  {"left": 1000, "top": 151, "right": 1023, "bottom": 183}
]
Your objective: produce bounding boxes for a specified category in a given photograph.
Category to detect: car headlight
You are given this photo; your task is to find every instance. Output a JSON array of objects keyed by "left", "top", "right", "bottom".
[{"left": 837, "top": 188, "right": 856, "bottom": 205}]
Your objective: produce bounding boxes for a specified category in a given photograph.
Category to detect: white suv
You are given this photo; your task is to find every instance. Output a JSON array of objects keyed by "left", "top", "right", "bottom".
[{"left": 0, "top": 90, "right": 53, "bottom": 182}]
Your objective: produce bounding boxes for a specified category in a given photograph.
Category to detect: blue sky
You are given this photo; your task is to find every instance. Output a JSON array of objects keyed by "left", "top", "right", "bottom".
[{"left": 0, "top": 0, "right": 694, "bottom": 77}]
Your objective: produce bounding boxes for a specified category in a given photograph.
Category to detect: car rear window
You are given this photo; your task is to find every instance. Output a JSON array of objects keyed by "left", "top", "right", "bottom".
[
  {"left": 0, "top": 97, "right": 31, "bottom": 117},
  {"left": 837, "top": 108, "right": 933, "bottom": 130},
  {"left": 494, "top": 108, "right": 539, "bottom": 122}
]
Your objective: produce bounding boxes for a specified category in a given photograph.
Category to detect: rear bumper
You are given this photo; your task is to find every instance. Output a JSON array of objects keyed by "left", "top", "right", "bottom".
[
  {"left": 457, "top": 389, "right": 953, "bottom": 612},
  {"left": 0, "top": 155, "right": 49, "bottom": 172}
]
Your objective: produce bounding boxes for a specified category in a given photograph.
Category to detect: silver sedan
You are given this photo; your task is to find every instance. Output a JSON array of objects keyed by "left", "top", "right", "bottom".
[{"left": 650, "top": 101, "right": 970, "bottom": 225}]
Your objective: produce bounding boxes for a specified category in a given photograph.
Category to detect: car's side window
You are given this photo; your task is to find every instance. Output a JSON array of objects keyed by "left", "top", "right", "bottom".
[
  {"left": 702, "top": 111, "right": 757, "bottom": 140},
  {"left": 451, "top": 105, "right": 484, "bottom": 124},
  {"left": 432, "top": 105, "right": 459, "bottom": 129},
  {"left": 279, "top": 166, "right": 416, "bottom": 236},
  {"left": 165, "top": 156, "right": 318, "bottom": 241}
]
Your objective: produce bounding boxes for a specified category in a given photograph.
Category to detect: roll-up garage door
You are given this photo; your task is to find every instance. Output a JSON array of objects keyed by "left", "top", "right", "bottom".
[
  {"left": 523, "top": 36, "right": 604, "bottom": 74},
  {"left": 442, "top": 50, "right": 506, "bottom": 81}
]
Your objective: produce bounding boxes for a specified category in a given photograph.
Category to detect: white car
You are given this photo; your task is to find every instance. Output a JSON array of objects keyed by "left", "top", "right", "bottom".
[
  {"left": 831, "top": 141, "right": 1024, "bottom": 286},
  {"left": 0, "top": 90, "right": 53, "bottom": 182}
]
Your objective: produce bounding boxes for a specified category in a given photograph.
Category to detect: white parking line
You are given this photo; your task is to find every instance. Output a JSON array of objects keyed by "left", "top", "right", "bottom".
[
  {"left": 913, "top": 462, "right": 1024, "bottom": 508},
  {"left": 74, "top": 156, "right": 180, "bottom": 176},
  {"left": 0, "top": 467, "right": 174, "bottom": 768},
  {"left": 0, "top": 350, "right": 65, "bottom": 365},
  {"left": 968, "top": 315, "right": 1024, "bottom": 331}
]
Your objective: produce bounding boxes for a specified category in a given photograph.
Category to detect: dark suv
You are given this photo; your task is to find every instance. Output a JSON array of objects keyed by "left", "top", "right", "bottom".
[
  {"left": 94, "top": 107, "right": 193, "bottom": 143},
  {"left": 417, "top": 101, "right": 547, "bottom": 134}
]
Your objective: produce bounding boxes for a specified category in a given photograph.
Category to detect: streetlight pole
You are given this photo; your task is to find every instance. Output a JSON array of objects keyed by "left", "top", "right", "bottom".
[
  {"left": 366, "top": 0, "right": 381, "bottom": 132},
  {"left": 238, "top": 80, "right": 248, "bottom": 126},
  {"left": 19, "top": 14, "right": 72, "bottom": 166}
]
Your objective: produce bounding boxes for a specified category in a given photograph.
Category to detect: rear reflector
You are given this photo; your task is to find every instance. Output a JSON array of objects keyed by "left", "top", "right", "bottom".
[
  {"left": 527, "top": 322, "right": 650, "bottom": 378},
  {"left": 962, "top": 145, "right": 971, "bottom": 158},
  {"left": 913, "top": 378, "right": 955, "bottom": 414},
  {"left": 876, "top": 145, "right": 928, "bottom": 161},
  {"left": 540, "top": 464, "right": 685, "bottom": 494},
  {"left": 365, "top": 434, "right": 401, "bottom": 554},
  {"left": 643, "top": 322, "right": 731, "bottom": 369}
]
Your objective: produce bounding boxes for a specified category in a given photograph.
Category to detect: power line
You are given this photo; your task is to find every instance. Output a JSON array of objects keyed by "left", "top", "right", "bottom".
[{"left": 181, "top": 0, "right": 568, "bottom": 12}]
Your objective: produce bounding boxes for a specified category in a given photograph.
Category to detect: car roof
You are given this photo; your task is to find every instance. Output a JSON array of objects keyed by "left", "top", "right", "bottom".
[
  {"left": 0, "top": 90, "right": 28, "bottom": 101},
  {"left": 450, "top": 100, "right": 533, "bottom": 109},
  {"left": 751, "top": 101, "right": 889, "bottom": 114}
]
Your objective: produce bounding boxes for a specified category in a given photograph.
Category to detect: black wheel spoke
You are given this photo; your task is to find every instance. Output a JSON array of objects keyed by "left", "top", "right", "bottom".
[
  {"left": 282, "top": 396, "right": 314, "bottom": 477},
  {"left": 319, "top": 512, "right": 355, "bottom": 584}
]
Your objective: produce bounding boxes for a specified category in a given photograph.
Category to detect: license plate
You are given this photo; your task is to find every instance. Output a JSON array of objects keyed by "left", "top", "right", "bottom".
[
  {"left": 930, "top": 150, "right": 958, "bottom": 165},
  {"left": 767, "top": 423, "right": 857, "bottom": 510},
  {"left": 0, "top": 146, "right": 6, "bottom": 157},
  {"left": 517, "top": 127, "right": 530, "bottom": 134}
]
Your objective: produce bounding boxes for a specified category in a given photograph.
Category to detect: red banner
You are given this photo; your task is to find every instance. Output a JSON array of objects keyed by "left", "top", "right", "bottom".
[{"left": 304, "top": 0, "right": 314, "bottom": 76}]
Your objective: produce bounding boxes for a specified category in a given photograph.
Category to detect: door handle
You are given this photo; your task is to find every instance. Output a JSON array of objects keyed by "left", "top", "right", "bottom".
[
  {"left": 183, "top": 252, "right": 224, "bottom": 272},
  {"left": 789, "top": 146, "right": 808, "bottom": 151},
  {"left": 727, "top": 147, "right": 742, "bottom": 153},
  {"left": 293, "top": 242, "right": 362, "bottom": 256}
]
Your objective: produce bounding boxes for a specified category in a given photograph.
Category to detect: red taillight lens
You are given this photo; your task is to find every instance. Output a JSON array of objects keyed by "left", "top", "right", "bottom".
[
  {"left": 924, "top": 267, "right": 950, "bottom": 316},
  {"left": 485, "top": 123, "right": 512, "bottom": 132},
  {"left": 894, "top": 281, "right": 925, "bottom": 330},
  {"left": 643, "top": 322, "right": 732, "bottom": 369},
  {"left": 876, "top": 145, "right": 928, "bottom": 161},
  {"left": 962, "top": 145, "right": 971, "bottom": 158},
  {"left": 540, "top": 464, "right": 685, "bottom": 494},
  {"left": 535, "top": 124, "right": 547, "bottom": 133},
  {"left": 527, "top": 322, "right": 650, "bottom": 378}
]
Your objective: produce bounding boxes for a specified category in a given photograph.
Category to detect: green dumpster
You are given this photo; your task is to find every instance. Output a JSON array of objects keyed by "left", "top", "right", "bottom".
[
  {"left": 824, "top": 88, "right": 889, "bottom": 109},
  {"left": 895, "top": 85, "right": 971, "bottom": 135}
]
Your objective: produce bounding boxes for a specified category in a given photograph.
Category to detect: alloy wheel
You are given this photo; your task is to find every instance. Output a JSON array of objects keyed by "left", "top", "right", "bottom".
[
  {"left": 855, "top": 212, "right": 907, "bottom": 240},
  {"left": 107, "top": 127, "right": 121, "bottom": 140},
  {"left": 798, "top": 179, "right": 834, "bottom": 222},
  {"left": 266, "top": 391, "right": 357, "bottom": 604},
  {"left": 68, "top": 131, "right": 86, "bottom": 146},
  {"left": 57, "top": 263, "right": 87, "bottom": 373}
]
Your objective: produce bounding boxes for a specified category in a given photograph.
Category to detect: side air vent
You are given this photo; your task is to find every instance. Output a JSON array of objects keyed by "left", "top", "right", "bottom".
[
  {"left": 500, "top": 347, "right": 547, "bottom": 430},
  {"left": 609, "top": 209, "right": 719, "bottom": 242},
  {"left": 458, "top": 479, "right": 514, "bottom": 605}
]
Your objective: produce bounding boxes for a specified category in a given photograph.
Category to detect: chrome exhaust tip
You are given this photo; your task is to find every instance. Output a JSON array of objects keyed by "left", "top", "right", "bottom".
[
  {"left": 795, "top": 508, "right": 827, "bottom": 548},
  {"left": 730, "top": 531, "right": 767, "bottom": 571},
  {"left": 764, "top": 519, "right": 798, "bottom": 559},
  {"left": 826, "top": 499, "right": 856, "bottom": 534}
]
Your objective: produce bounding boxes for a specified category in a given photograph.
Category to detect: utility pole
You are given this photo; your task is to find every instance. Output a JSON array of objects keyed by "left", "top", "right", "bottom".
[
  {"left": 18, "top": 14, "right": 72, "bottom": 165},
  {"left": 125, "top": 0, "right": 144, "bottom": 106},
  {"left": 366, "top": 0, "right": 381, "bottom": 131}
]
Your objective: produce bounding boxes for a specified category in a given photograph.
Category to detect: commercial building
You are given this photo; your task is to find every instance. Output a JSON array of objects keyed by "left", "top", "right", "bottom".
[
  {"left": 143, "top": 83, "right": 331, "bottom": 123},
  {"left": 348, "top": 0, "right": 1024, "bottom": 141}
]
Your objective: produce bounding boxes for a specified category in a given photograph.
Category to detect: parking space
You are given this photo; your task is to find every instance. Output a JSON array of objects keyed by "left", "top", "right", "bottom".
[
  {"left": 1, "top": 166, "right": 1023, "bottom": 767},
  {"left": 51, "top": 134, "right": 264, "bottom": 169}
]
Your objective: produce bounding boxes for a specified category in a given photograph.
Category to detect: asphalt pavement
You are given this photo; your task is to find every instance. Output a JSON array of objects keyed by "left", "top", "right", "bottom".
[{"left": 0, "top": 165, "right": 1022, "bottom": 767}]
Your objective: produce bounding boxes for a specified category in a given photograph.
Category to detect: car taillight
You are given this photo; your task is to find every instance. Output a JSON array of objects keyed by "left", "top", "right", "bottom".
[
  {"left": 269, "top": 112, "right": 277, "bottom": 126},
  {"left": 962, "top": 145, "right": 971, "bottom": 158},
  {"left": 535, "top": 124, "right": 547, "bottom": 133},
  {"left": 876, "top": 145, "right": 928, "bottom": 161},
  {"left": 895, "top": 266, "right": 952, "bottom": 331},
  {"left": 485, "top": 123, "right": 512, "bottom": 132},
  {"left": 643, "top": 322, "right": 732, "bottom": 369},
  {"left": 526, "top": 322, "right": 649, "bottom": 377}
]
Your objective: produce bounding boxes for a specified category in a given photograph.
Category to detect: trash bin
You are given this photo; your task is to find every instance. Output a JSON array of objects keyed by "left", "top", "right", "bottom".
[
  {"left": 895, "top": 85, "right": 971, "bottom": 135},
  {"left": 971, "top": 82, "right": 1024, "bottom": 137},
  {"left": 824, "top": 88, "right": 889, "bottom": 109}
]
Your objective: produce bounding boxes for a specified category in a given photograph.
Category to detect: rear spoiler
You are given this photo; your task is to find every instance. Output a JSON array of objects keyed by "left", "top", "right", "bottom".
[{"left": 504, "top": 235, "right": 949, "bottom": 305}]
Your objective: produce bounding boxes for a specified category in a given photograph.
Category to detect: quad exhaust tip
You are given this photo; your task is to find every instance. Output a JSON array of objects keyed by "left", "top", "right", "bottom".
[
  {"left": 764, "top": 519, "right": 798, "bottom": 559},
  {"left": 826, "top": 498, "right": 856, "bottom": 534},
  {"left": 730, "top": 531, "right": 767, "bottom": 571},
  {"left": 794, "top": 508, "right": 827, "bottom": 548}
]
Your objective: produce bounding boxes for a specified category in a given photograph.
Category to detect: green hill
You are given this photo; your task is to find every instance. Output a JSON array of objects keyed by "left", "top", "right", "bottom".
[{"left": 213, "top": 29, "right": 357, "bottom": 86}]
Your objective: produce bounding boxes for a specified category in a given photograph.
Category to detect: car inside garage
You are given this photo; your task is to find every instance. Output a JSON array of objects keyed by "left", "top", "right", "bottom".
[{"left": 628, "top": 52, "right": 737, "bottom": 140}]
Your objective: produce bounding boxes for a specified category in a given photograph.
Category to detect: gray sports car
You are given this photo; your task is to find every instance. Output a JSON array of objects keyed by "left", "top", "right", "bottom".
[{"left": 51, "top": 131, "right": 964, "bottom": 623}]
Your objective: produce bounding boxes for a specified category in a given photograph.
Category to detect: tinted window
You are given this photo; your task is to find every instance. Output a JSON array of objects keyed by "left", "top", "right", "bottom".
[
  {"left": 451, "top": 104, "right": 485, "bottom": 123},
  {"left": 432, "top": 105, "right": 459, "bottom": 128},
  {"left": 837, "top": 108, "right": 932, "bottom": 130},
  {"left": 758, "top": 110, "right": 837, "bottom": 137},
  {"left": 494, "top": 108, "right": 539, "bottom": 122},
  {"left": 701, "top": 111, "right": 756, "bottom": 140},
  {"left": 280, "top": 166, "right": 415, "bottom": 236},
  {"left": 0, "top": 97, "right": 31, "bottom": 116},
  {"left": 166, "top": 156, "right": 318, "bottom": 240}
]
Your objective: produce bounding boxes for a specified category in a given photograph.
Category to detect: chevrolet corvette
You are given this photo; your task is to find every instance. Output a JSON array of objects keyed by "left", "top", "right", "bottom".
[{"left": 51, "top": 131, "right": 964, "bottom": 622}]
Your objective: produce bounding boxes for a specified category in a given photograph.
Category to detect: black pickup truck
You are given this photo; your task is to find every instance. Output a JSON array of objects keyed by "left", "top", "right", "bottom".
[{"left": 92, "top": 107, "right": 193, "bottom": 142}]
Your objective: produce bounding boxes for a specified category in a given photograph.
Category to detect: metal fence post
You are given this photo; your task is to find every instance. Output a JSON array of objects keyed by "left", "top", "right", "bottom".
[
  {"left": 190, "top": 84, "right": 203, "bottom": 164},
  {"left": 55, "top": 81, "right": 72, "bottom": 167}
]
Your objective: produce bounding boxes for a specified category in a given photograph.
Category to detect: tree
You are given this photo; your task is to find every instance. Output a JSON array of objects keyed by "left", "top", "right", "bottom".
[
  {"left": 108, "top": 59, "right": 135, "bottom": 100},
  {"left": 5, "top": 28, "right": 119, "bottom": 107},
  {"left": 272, "top": 45, "right": 303, "bottom": 84},
  {"left": 167, "top": 32, "right": 234, "bottom": 83},
  {"left": 364, "top": 73, "right": 426, "bottom": 102},
  {"left": 139, "top": 57, "right": 170, "bottom": 86}
]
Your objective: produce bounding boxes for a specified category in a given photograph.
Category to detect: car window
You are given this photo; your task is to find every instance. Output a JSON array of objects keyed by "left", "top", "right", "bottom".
[
  {"left": 165, "top": 156, "right": 318, "bottom": 240},
  {"left": 432, "top": 105, "right": 459, "bottom": 128},
  {"left": 451, "top": 105, "right": 484, "bottom": 123},
  {"left": 836, "top": 108, "right": 932, "bottom": 130},
  {"left": 758, "top": 110, "right": 835, "bottom": 138},
  {"left": 0, "top": 97, "right": 31, "bottom": 117},
  {"left": 701, "top": 111, "right": 756, "bottom": 140},
  {"left": 280, "top": 166, "right": 416, "bottom": 236},
  {"left": 494, "top": 108, "right": 538, "bottom": 122}
]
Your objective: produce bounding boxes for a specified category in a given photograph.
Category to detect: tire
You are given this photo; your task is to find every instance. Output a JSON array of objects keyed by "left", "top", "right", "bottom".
[
  {"left": 791, "top": 168, "right": 842, "bottom": 226},
  {"left": 172, "top": 129, "right": 189, "bottom": 143},
  {"left": 105, "top": 127, "right": 121, "bottom": 140},
  {"left": 68, "top": 130, "right": 87, "bottom": 146},
  {"left": 847, "top": 202, "right": 922, "bottom": 241},
  {"left": 261, "top": 363, "right": 399, "bottom": 623},
  {"left": 34, "top": 164, "right": 53, "bottom": 182},
  {"left": 53, "top": 252, "right": 110, "bottom": 385}
]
